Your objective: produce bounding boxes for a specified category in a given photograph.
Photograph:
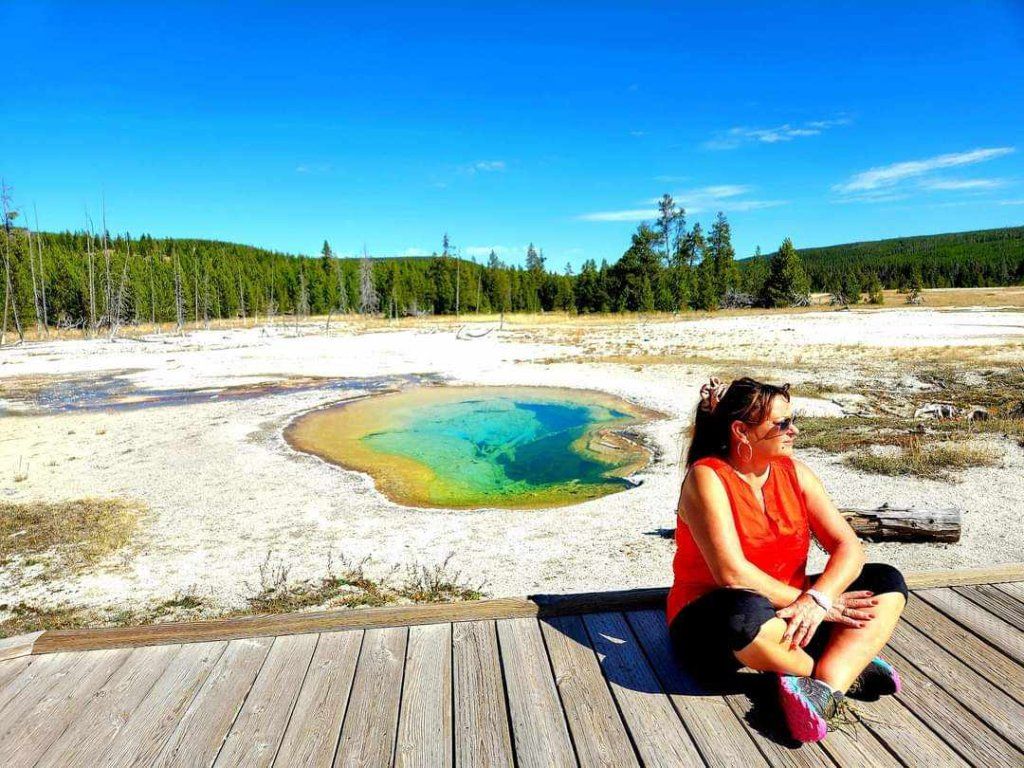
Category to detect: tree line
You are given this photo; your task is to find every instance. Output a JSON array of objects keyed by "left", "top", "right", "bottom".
[{"left": 2, "top": 182, "right": 1022, "bottom": 340}]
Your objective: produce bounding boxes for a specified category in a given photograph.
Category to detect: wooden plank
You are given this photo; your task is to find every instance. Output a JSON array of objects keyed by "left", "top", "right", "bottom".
[
  {"left": 915, "top": 587, "right": 1024, "bottom": 663},
  {"left": 582, "top": 612, "right": 704, "bottom": 767},
  {"left": 153, "top": 636, "right": 274, "bottom": 768},
  {"left": 841, "top": 504, "right": 960, "bottom": 542},
  {"left": 0, "top": 630, "right": 42, "bottom": 662},
  {"left": 996, "top": 580, "right": 1024, "bottom": 603},
  {"left": 0, "top": 648, "right": 130, "bottom": 768},
  {"left": 213, "top": 633, "right": 318, "bottom": 768},
  {"left": 0, "top": 651, "right": 86, "bottom": 727},
  {"left": 95, "top": 641, "right": 229, "bottom": 767},
  {"left": 274, "top": 630, "right": 363, "bottom": 767},
  {"left": 817, "top": 713, "right": 901, "bottom": 768},
  {"left": 903, "top": 563, "right": 1024, "bottom": 589},
  {"left": 954, "top": 585, "right": 1024, "bottom": 631},
  {"left": 395, "top": 624, "right": 453, "bottom": 768},
  {"left": 495, "top": 618, "right": 575, "bottom": 768},
  {"left": 453, "top": 619, "right": 515, "bottom": 768},
  {"left": 723, "top": 681, "right": 838, "bottom": 768},
  {"left": 902, "top": 594, "right": 1024, "bottom": 705},
  {"left": 540, "top": 615, "right": 639, "bottom": 768},
  {"left": 883, "top": 644, "right": 1023, "bottom": 767},
  {"left": 35, "top": 644, "right": 180, "bottom": 768},
  {"left": 850, "top": 693, "right": 970, "bottom": 767},
  {"left": 0, "top": 655, "right": 32, "bottom": 701},
  {"left": 335, "top": 626, "right": 407, "bottom": 768},
  {"left": 625, "top": 609, "right": 768, "bottom": 768},
  {"left": 888, "top": 620, "right": 1024, "bottom": 750}
]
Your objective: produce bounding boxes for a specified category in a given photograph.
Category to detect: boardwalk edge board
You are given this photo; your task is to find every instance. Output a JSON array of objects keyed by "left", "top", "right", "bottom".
[{"left": 3, "top": 563, "right": 1023, "bottom": 658}]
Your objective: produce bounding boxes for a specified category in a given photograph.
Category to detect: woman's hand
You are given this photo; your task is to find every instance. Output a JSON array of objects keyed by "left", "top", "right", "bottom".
[
  {"left": 776, "top": 593, "right": 827, "bottom": 650},
  {"left": 823, "top": 590, "right": 878, "bottom": 627}
]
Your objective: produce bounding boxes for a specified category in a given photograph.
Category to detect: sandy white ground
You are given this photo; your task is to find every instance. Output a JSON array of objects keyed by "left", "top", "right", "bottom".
[{"left": 1, "top": 306, "right": 1023, "bottom": 616}]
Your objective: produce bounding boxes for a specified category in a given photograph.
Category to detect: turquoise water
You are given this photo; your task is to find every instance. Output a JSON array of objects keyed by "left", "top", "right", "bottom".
[{"left": 361, "top": 395, "right": 636, "bottom": 505}]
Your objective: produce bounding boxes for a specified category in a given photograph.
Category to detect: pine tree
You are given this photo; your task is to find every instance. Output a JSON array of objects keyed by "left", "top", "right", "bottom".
[
  {"left": 760, "top": 237, "right": 810, "bottom": 308},
  {"left": 708, "top": 211, "right": 738, "bottom": 302}
]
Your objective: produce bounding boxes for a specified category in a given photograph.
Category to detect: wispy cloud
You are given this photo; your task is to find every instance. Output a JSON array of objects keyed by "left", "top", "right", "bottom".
[
  {"left": 919, "top": 178, "right": 1007, "bottom": 191},
  {"left": 832, "top": 147, "right": 1015, "bottom": 199},
  {"left": 704, "top": 117, "right": 850, "bottom": 150},
  {"left": 998, "top": 199, "right": 1024, "bottom": 206},
  {"left": 579, "top": 184, "right": 787, "bottom": 222},
  {"left": 467, "top": 160, "right": 506, "bottom": 173}
]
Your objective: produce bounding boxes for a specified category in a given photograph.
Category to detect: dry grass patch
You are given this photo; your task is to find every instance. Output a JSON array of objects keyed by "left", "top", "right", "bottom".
[
  {"left": 845, "top": 439, "right": 1001, "bottom": 480},
  {"left": 241, "top": 552, "right": 484, "bottom": 614},
  {"left": 0, "top": 498, "right": 144, "bottom": 580}
]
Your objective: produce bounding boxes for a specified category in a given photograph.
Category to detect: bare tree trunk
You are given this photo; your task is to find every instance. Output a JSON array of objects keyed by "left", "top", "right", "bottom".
[
  {"left": 86, "top": 221, "right": 97, "bottom": 337},
  {"left": 149, "top": 245, "right": 156, "bottom": 330},
  {"left": 202, "top": 256, "right": 210, "bottom": 330},
  {"left": 27, "top": 228, "right": 43, "bottom": 338},
  {"left": 33, "top": 206, "right": 48, "bottom": 336},
  {"left": 476, "top": 271, "right": 482, "bottom": 314},
  {"left": 0, "top": 183, "right": 23, "bottom": 344},
  {"left": 455, "top": 249, "right": 461, "bottom": 318},
  {"left": 102, "top": 197, "right": 111, "bottom": 328}
]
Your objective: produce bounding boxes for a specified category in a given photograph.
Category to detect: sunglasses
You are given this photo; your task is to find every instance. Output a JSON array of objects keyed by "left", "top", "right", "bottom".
[{"left": 772, "top": 415, "right": 798, "bottom": 432}]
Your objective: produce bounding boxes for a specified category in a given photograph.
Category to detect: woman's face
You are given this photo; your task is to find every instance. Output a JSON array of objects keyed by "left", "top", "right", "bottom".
[{"left": 741, "top": 395, "right": 799, "bottom": 460}]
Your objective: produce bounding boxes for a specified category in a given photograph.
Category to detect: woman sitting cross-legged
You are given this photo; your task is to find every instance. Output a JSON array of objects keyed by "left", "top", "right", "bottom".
[{"left": 666, "top": 376, "right": 908, "bottom": 743}]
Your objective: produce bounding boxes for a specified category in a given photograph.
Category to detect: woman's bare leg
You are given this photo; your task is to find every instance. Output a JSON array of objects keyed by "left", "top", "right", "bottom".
[
  {"left": 813, "top": 593, "right": 906, "bottom": 693},
  {"left": 734, "top": 617, "right": 815, "bottom": 676}
]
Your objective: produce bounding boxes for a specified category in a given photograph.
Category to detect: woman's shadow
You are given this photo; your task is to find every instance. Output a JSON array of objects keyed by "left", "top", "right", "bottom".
[{"left": 538, "top": 606, "right": 805, "bottom": 749}]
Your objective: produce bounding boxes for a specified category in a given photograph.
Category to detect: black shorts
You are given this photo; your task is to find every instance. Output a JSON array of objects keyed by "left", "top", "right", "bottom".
[{"left": 668, "top": 563, "right": 908, "bottom": 688}]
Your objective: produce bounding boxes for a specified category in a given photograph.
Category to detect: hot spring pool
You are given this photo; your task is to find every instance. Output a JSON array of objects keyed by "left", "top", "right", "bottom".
[{"left": 284, "top": 386, "right": 662, "bottom": 509}]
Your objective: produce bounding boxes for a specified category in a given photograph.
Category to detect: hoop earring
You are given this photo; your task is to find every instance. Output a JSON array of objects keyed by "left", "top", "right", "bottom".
[{"left": 738, "top": 442, "right": 753, "bottom": 463}]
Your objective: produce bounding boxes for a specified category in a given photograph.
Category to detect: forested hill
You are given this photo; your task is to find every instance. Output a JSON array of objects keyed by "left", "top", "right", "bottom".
[
  {"left": 2, "top": 219, "right": 1023, "bottom": 337},
  {"left": 762, "top": 226, "right": 1024, "bottom": 291}
]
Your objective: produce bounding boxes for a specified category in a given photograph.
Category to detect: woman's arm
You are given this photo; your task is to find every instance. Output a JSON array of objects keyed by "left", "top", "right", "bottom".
[
  {"left": 680, "top": 466, "right": 804, "bottom": 608},
  {"left": 793, "top": 457, "right": 866, "bottom": 602}
]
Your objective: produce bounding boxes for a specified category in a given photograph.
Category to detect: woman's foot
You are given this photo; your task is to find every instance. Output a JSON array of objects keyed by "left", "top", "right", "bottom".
[
  {"left": 777, "top": 674, "right": 855, "bottom": 742},
  {"left": 846, "top": 656, "right": 901, "bottom": 701}
]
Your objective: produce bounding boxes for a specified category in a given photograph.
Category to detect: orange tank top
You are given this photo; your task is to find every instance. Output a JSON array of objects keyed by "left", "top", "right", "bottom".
[{"left": 666, "top": 455, "right": 811, "bottom": 626}]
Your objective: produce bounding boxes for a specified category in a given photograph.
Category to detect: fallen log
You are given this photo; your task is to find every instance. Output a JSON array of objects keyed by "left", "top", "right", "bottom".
[
  {"left": 840, "top": 503, "right": 960, "bottom": 543},
  {"left": 650, "top": 504, "right": 961, "bottom": 544}
]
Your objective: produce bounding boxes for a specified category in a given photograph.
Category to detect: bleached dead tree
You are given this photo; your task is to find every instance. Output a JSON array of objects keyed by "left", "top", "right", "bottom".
[
  {"left": 359, "top": 246, "right": 378, "bottom": 315},
  {"left": 33, "top": 205, "right": 48, "bottom": 336},
  {"left": 101, "top": 197, "right": 111, "bottom": 328},
  {"left": 85, "top": 213, "right": 97, "bottom": 337},
  {"left": 237, "top": 270, "right": 246, "bottom": 323},
  {"left": 27, "top": 227, "right": 43, "bottom": 338}
]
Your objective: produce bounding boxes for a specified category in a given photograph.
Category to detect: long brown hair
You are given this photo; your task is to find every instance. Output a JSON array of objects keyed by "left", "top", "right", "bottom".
[{"left": 685, "top": 377, "right": 791, "bottom": 467}]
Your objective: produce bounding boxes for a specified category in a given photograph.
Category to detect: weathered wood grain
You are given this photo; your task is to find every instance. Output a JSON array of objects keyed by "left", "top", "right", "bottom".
[
  {"left": 884, "top": 644, "right": 1023, "bottom": 767},
  {"left": 996, "top": 580, "right": 1024, "bottom": 604},
  {"left": 540, "top": 615, "right": 639, "bottom": 767},
  {"left": 916, "top": 587, "right": 1024, "bottom": 663},
  {"left": 852, "top": 693, "right": 970, "bottom": 767},
  {"left": 582, "top": 611, "right": 703, "bottom": 767},
  {"left": 0, "top": 656, "right": 32, "bottom": 704},
  {"left": 888, "top": 620, "right": 1024, "bottom": 750},
  {"left": 902, "top": 594, "right": 1024, "bottom": 705},
  {"left": 954, "top": 585, "right": 1024, "bottom": 631},
  {"left": 34, "top": 644, "right": 180, "bottom": 768},
  {"left": 153, "top": 636, "right": 274, "bottom": 768},
  {"left": 274, "top": 630, "right": 362, "bottom": 767},
  {"left": 212, "top": 633, "right": 318, "bottom": 768},
  {"left": 453, "top": 619, "right": 514, "bottom": 768},
  {"left": 495, "top": 617, "right": 575, "bottom": 768},
  {"left": 335, "top": 626, "right": 407, "bottom": 768},
  {"left": 395, "top": 623, "right": 453, "bottom": 768},
  {"left": 96, "top": 640, "right": 229, "bottom": 767},
  {"left": 841, "top": 505, "right": 960, "bottom": 542},
  {"left": 0, "top": 648, "right": 130, "bottom": 768},
  {"left": 0, "top": 630, "right": 42, "bottom": 662},
  {"left": 0, "top": 651, "right": 87, "bottom": 730},
  {"left": 816, "top": 713, "right": 901, "bottom": 768},
  {"left": 625, "top": 609, "right": 768, "bottom": 768}
]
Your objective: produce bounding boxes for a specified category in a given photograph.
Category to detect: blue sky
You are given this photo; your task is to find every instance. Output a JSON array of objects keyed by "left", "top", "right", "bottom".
[{"left": 3, "top": 2, "right": 1023, "bottom": 269}]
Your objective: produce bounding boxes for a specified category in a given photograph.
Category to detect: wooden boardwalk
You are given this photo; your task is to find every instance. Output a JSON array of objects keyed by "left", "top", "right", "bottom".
[{"left": 0, "top": 564, "right": 1022, "bottom": 767}]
